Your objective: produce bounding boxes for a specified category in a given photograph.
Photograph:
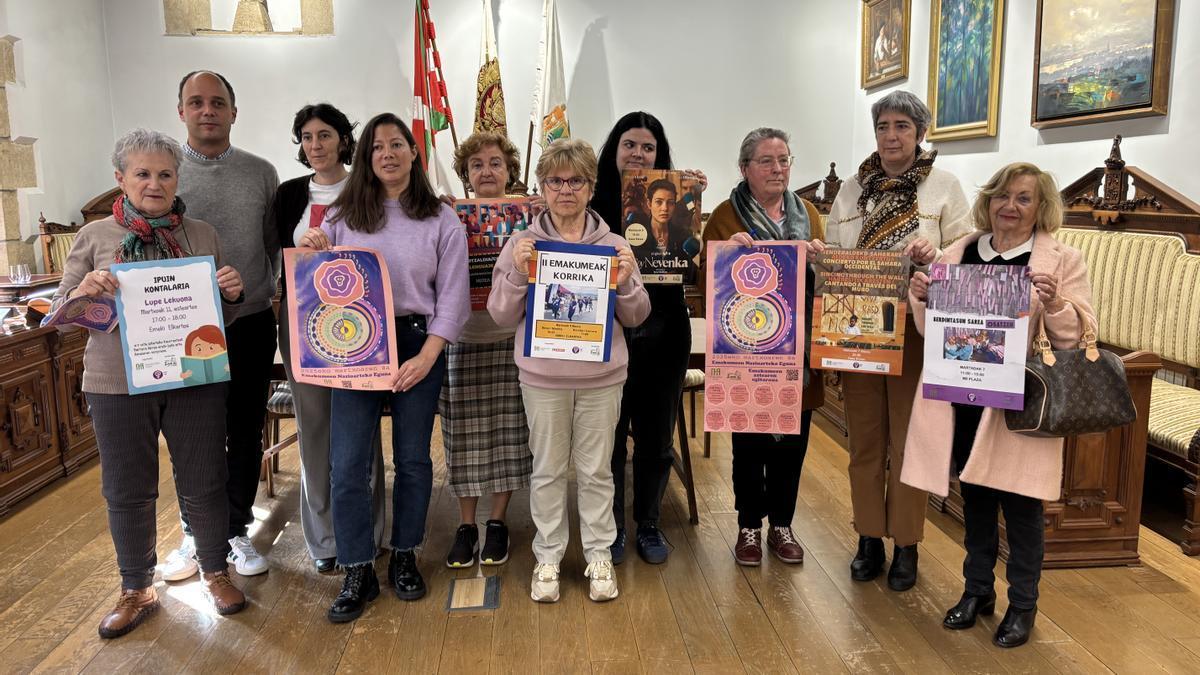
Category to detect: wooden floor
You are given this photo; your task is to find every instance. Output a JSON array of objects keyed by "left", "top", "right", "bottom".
[{"left": 5, "top": 414, "right": 1200, "bottom": 674}]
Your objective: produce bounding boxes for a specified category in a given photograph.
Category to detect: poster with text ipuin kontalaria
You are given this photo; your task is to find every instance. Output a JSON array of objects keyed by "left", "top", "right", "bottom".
[
  {"left": 922, "top": 262, "right": 1030, "bottom": 410},
  {"left": 112, "top": 256, "right": 228, "bottom": 395},
  {"left": 704, "top": 241, "right": 806, "bottom": 435}
]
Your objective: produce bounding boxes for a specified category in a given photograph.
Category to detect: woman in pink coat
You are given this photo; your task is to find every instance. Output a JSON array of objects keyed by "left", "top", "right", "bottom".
[{"left": 903, "top": 163, "right": 1095, "bottom": 649}]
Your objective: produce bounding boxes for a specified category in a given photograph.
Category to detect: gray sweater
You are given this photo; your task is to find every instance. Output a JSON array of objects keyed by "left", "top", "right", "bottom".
[
  {"left": 178, "top": 146, "right": 280, "bottom": 315},
  {"left": 52, "top": 215, "right": 242, "bottom": 394}
]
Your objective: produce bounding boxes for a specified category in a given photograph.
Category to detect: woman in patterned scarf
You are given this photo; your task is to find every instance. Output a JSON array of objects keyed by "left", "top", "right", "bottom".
[{"left": 823, "top": 90, "right": 972, "bottom": 593}]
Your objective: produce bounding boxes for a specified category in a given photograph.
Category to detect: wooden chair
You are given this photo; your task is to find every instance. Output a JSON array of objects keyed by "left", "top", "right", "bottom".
[
  {"left": 673, "top": 393, "right": 700, "bottom": 525},
  {"left": 38, "top": 214, "right": 83, "bottom": 275},
  {"left": 681, "top": 368, "right": 711, "bottom": 458}
]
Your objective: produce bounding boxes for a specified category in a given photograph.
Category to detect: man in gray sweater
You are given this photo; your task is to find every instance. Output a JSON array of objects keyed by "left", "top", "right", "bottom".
[{"left": 162, "top": 70, "right": 280, "bottom": 581}]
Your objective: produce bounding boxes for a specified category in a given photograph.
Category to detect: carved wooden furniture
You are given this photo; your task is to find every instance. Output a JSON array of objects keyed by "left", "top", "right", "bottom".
[
  {"left": 80, "top": 187, "right": 122, "bottom": 224},
  {"left": 0, "top": 326, "right": 96, "bottom": 517},
  {"left": 38, "top": 214, "right": 84, "bottom": 275},
  {"left": 796, "top": 163, "right": 848, "bottom": 435},
  {"left": 930, "top": 137, "right": 1199, "bottom": 566}
]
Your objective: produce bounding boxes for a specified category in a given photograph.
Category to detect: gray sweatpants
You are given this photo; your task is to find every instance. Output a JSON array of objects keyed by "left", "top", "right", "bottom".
[{"left": 88, "top": 385, "right": 231, "bottom": 589}]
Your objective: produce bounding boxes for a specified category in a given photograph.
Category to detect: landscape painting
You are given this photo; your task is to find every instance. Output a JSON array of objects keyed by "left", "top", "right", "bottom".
[
  {"left": 927, "top": 0, "right": 1005, "bottom": 141},
  {"left": 1032, "top": 0, "right": 1174, "bottom": 128}
]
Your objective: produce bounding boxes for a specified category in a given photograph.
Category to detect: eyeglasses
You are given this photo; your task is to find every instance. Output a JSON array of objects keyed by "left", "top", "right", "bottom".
[
  {"left": 750, "top": 155, "right": 794, "bottom": 169},
  {"left": 543, "top": 176, "right": 590, "bottom": 192}
]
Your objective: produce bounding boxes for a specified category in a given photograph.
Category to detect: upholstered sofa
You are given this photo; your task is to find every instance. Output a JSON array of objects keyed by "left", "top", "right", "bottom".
[{"left": 1056, "top": 227, "right": 1200, "bottom": 553}]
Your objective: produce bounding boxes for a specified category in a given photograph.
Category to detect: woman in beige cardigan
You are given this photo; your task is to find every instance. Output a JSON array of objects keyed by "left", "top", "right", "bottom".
[{"left": 903, "top": 162, "right": 1095, "bottom": 649}]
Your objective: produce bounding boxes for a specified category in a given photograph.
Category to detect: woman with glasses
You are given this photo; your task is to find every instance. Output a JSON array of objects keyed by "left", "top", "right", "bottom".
[
  {"left": 823, "top": 90, "right": 972, "bottom": 592},
  {"left": 590, "top": 112, "right": 706, "bottom": 565},
  {"left": 488, "top": 139, "right": 649, "bottom": 603},
  {"left": 699, "top": 127, "right": 824, "bottom": 567}
]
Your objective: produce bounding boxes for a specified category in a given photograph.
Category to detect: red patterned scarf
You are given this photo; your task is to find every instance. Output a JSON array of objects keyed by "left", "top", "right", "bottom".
[{"left": 112, "top": 196, "right": 186, "bottom": 263}]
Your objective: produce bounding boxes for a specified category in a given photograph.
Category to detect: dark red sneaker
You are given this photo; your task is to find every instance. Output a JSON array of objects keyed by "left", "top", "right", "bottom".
[
  {"left": 767, "top": 526, "right": 804, "bottom": 564},
  {"left": 735, "top": 528, "right": 762, "bottom": 566}
]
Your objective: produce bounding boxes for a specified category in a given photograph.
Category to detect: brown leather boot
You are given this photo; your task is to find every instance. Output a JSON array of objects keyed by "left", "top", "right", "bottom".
[
  {"left": 202, "top": 569, "right": 247, "bottom": 615},
  {"left": 98, "top": 587, "right": 160, "bottom": 639}
]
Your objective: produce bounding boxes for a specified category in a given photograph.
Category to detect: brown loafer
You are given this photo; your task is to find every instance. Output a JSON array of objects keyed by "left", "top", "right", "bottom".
[
  {"left": 98, "top": 587, "right": 160, "bottom": 639},
  {"left": 202, "top": 569, "right": 247, "bottom": 615}
]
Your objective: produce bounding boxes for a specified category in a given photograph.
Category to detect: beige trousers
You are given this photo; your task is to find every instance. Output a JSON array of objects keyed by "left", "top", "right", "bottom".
[{"left": 521, "top": 383, "right": 623, "bottom": 565}]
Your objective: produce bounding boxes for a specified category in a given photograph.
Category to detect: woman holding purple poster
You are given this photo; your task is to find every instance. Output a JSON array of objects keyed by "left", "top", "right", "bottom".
[
  {"left": 298, "top": 113, "right": 469, "bottom": 623},
  {"left": 700, "top": 127, "right": 825, "bottom": 568},
  {"left": 904, "top": 162, "right": 1094, "bottom": 648}
]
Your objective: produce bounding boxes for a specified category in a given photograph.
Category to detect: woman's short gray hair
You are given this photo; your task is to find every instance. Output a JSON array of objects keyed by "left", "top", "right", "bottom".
[
  {"left": 737, "top": 128, "right": 790, "bottom": 166},
  {"left": 111, "top": 128, "right": 184, "bottom": 172},
  {"left": 871, "top": 91, "right": 933, "bottom": 138}
]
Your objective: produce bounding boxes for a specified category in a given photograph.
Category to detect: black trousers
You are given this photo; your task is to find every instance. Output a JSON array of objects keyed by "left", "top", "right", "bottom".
[
  {"left": 90, "top": 385, "right": 230, "bottom": 589},
  {"left": 953, "top": 404, "right": 1045, "bottom": 610},
  {"left": 731, "top": 410, "right": 814, "bottom": 529},
  {"left": 181, "top": 306, "right": 278, "bottom": 538},
  {"left": 611, "top": 290, "right": 690, "bottom": 528}
]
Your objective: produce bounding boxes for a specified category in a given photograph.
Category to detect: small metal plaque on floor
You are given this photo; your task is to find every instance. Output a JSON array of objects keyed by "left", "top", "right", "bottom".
[{"left": 446, "top": 575, "right": 501, "bottom": 611}]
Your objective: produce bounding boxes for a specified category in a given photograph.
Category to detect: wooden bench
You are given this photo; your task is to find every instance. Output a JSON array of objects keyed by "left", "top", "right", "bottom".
[{"left": 1057, "top": 136, "right": 1200, "bottom": 555}]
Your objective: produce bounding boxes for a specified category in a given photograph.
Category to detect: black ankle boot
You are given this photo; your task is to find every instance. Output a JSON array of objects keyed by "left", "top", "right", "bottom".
[
  {"left": 850, "top": 536, "right": 885, "bottom": 581},
  {"left": 887, "top": 544, "right": 918, "bottom": 591},
  {"left": 943, "top": 590, "right": 997, "bottom": 630},
  {"left": 388, "top": 549, "right": 427, "bottom": 601},
  {"left": 994, "top": 606, "right": 1036, "bottom": 648},
  {"left": 327, "top": 563, "right": 379, "bottom": 623}
]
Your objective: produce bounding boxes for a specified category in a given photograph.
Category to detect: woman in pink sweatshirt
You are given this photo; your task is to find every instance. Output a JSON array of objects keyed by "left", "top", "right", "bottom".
[{"left": 488, "top": 139, "right": 650, "bottom": 604}]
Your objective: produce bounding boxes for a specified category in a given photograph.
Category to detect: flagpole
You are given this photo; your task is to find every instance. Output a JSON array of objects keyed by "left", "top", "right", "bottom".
[
  {"left": 421, "top": 0, "right": 468, "bottom": 196},
  {"left": 523, "top": 120, "right": 535, "bottom": 186}
]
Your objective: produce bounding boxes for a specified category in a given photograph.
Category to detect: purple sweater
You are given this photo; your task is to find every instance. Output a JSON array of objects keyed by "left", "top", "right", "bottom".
[
  {"left": 322, "top": 200, "right": 469, "bottom": 343},
  {"left": 488, "top": 209, "right": 650, "bottom": 390}
]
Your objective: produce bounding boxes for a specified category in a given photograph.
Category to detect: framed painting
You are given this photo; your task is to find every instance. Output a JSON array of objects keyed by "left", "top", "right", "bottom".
[
  {"left": 861, "top": 0, "right": 911, "bottom": 89},
  {"left": 926, "top": 0, "right": 1005, "bottom": 141},
  {"left": 1031, "top": 0, "right": 1174, "bottom": 129}
]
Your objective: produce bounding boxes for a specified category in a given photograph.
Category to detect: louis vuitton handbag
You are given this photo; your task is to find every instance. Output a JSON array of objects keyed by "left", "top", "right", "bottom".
[{"left": 1005, "top": 301, "right": 1135, "bottom": 438}]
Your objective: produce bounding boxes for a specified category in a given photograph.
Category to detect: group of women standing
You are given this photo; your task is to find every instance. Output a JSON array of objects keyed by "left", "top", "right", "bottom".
[{"left": 66, "top": 87, "right": 1093, "bottom": 650}]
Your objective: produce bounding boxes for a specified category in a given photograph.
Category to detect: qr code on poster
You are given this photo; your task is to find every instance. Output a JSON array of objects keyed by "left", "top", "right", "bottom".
[{"left": 785, "top": 369, "right": 799, "bottom": 381}]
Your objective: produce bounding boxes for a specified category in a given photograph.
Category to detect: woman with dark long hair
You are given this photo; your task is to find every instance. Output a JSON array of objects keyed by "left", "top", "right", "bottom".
[
  {"left": 591, "top": 112, "right": 706, "bottom": 565},
  {"left": 299, "top": 113, "right": 469, "bottom": 623}
]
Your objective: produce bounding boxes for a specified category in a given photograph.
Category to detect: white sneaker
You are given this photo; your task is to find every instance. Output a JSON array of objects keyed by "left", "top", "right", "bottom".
[
  {"left": 227, "top": 536, "right": 269, "bottom": 576},
  {"left": 530, "top": 562, "right": 560, "bottom": 603},
  {"left": 161, "top": 535, "right": 199, "bottom": 581},
  {"left": 585, "top": 560, "right": 619, "bottom": 602}
]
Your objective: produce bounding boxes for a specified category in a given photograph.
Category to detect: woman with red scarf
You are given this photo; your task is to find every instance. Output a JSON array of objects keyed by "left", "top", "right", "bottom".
[{"left": 51, "top": 128, "right": 247, "bottom": 639}]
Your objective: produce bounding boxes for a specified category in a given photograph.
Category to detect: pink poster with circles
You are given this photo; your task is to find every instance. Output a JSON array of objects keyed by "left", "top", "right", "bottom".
[{"left": 703, "top": 241, "right": 806, "bottom": 435}]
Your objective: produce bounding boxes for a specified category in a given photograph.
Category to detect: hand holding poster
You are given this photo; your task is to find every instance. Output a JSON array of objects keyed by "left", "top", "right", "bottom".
[
  {"left": 810, "top": 248, "right": 911, "bottom": 375},
  {"left": 922, "top": 263, "right": 1031, "bottom": 409},
  {"left": 523, "top": 241, "right": 617, "bottom": 362},
  {"left": 704, "top": 241, "right": 806, "bottom": 435},
  {"left": 112, "top": 256, "right": 228, "bottom": 395},
  {"left": 284, "top": 247, "right": 398, "bottom": 390},
  {"left": 455, "top": 197, "right": 532, "bottom": 310},
  {"left": 619, "top": 169, "right": 702, "bottom": 284}
]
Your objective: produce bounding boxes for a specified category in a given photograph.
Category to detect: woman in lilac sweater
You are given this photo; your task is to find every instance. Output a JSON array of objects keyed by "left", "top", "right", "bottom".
[
  {"left": 299, "top": 113, "right": 469, "bottom": 623},
  {"left": 489, "top": 139, "right": 650, "bottom": 603}
]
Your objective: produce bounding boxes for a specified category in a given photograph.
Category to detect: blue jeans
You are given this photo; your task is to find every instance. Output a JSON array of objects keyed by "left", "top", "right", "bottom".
[{"left": 330, "top": 318, "right": 446, "bottom": 566}]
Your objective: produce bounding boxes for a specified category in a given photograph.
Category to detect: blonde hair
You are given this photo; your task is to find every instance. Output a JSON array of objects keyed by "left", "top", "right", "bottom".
[
  {"left": 535, "top": 138, "right": 598, "bottom": 186},
  {"left": 453, "top": 131, "right": 521, "bottom": 190},
  {"left": 971, "top": 162, "right": 1064, "bottom": 234}
]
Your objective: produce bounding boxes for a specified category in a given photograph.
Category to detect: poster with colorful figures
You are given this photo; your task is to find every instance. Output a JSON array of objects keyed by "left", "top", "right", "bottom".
[
  {"left": 455, "top": 197, "right": 532, "bottom": 310},
  {"left": 921, "top": 262, "right": 1030, "bottom": 410},
  {"left": 704, "top": 241, "right": 806, "bottom": 435},
  {"left": 111, "top": 256, "right": 229, "bottom": 395},
  {"left": 285, "top": 247, "right": 398, "bottom": 390}
]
